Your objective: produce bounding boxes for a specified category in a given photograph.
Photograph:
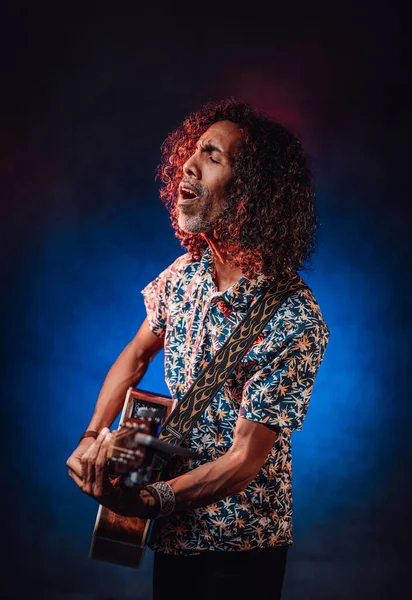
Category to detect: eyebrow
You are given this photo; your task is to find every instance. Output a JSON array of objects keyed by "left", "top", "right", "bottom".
[
  {"left": 198, "top": 141, "right": 223, "bottom": 152},
  {"left": 197, "top": 140, "right": 231, "bottom": 159}
]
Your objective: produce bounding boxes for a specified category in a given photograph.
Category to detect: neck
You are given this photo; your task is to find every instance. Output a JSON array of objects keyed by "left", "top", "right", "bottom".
[{"left": 203, "top": 234, "right": 244, "bottom": 293}]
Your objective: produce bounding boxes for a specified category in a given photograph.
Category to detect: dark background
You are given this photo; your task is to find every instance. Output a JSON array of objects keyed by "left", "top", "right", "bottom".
[{"left": 1, "top": 2, "right": 411, "bottom": 599}]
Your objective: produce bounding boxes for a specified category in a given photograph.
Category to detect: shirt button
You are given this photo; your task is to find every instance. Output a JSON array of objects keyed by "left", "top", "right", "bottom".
[{"left": 217, "top": 300, "right": 230, "bottom": 315}]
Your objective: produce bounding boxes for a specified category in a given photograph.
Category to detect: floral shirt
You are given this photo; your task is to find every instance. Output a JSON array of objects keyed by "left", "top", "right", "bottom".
[{"left": 142, "top": 247, "right": 329, "bottom": 555}]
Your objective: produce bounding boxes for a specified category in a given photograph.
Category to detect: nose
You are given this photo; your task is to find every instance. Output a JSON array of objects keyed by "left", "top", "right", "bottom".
[{"left": 183, "top": 150, "right": 201, "bottom": 179}]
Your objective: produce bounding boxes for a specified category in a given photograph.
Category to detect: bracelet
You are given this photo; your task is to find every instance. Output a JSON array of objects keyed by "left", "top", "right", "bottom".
[
  {"left": 79, "top": 430, "right": 99, "bottom": 443},
  {"left": 145, "top": 482, "right": 175, "bottom": 517}
]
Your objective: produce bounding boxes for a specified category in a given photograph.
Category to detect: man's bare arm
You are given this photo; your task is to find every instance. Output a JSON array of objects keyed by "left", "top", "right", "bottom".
[
  {"left": 169, "top": 416, "right": 280, "bottom": 511},
  {"left": 66, "top": 318, "right": 164, "bottom": 478},
  {"left": 86, "top": 318, "right": 164, "bottom": 431}
]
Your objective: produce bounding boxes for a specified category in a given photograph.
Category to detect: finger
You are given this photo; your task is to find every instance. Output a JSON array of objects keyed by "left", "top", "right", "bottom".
[
  {"left": 66, "top": 455, "right": 83, "bottom": 480},
  {"left": 82, "top": 428, "right": 109, "bottom": 494},
  {"left": 68, "top": 469, "right": 84, "bottom": 490},
  {"left": 93, "top": 432, "right": 112, "bottom": 498},
  {"left": 67, "top": 437, "right": 96, "bottom": 478},
  {"left": 82, "top": 428, "right": 110, "bottom": 495}
]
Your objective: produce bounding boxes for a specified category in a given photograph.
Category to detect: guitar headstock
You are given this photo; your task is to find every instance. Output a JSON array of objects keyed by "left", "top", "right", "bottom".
[
  {"left": 107, "top": 388, "right": 178, "bottom": 486},
  {"left": 107, "top": 403, "right": 167, "bottom": 485}
]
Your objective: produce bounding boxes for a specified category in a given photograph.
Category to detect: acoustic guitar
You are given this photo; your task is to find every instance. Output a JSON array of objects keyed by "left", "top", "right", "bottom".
[{"left": 89, "top": 387, "right": 195, "bottom": 568}]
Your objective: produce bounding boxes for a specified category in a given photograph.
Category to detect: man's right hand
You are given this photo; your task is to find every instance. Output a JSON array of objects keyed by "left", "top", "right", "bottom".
[{"left": 66, "top": 437, "right": 97, "bottom": 480}]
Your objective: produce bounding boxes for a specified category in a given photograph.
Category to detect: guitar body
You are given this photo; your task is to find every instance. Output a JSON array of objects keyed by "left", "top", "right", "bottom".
[
  {"left": 89, "top": 387, "right": 176, "bottom": 568},
  {"left": 90, "top": 506, "right": 151, "bottom": 568}
]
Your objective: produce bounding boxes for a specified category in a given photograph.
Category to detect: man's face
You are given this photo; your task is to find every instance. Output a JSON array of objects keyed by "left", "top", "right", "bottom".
[{"left": 177, "top": 120, "right": 241, "bottom": 234}]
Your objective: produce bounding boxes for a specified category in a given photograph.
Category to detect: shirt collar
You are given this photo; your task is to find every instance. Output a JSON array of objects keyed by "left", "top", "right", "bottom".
[{"left": 199, "top": 246, "right": 272, "bottom": 311}]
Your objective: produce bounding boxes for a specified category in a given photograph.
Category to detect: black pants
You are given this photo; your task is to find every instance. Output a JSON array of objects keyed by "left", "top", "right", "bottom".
[{"left": 153, "top": 545, "right": 288, "bottom": 600}]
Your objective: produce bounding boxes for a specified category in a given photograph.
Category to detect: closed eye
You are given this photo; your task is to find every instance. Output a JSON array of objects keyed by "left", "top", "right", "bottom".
[{"left": 199, "top": 142, "right": 222, "bottom": 164}]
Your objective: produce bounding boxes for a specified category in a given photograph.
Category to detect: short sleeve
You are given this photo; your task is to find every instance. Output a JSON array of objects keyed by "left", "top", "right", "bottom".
[
  {"left": 239, "top": 323, "right": 329, "bottom": 431},
  {"left": 141, "top": 254, "right": 192, "bottom": 338}
]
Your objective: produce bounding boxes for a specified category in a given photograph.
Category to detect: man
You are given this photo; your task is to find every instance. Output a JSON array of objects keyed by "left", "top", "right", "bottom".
[{"left": 67, "top": 99, "right": 329, "bottom": 600}]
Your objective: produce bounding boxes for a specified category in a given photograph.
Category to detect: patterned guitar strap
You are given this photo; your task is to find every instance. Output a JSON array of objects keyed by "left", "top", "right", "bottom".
[{"left": 152, "top": 272, "right": 304, "bottom": 475}]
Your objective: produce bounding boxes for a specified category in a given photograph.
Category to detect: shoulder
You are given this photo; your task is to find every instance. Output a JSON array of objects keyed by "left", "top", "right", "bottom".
[
  {"left": 163, "top": 252, "right": 198, "bottom": 279},
  {"left": 288, "top": 280, "right": 328, "bottom": 329},
  {"left": 144, "top": 252, "right": 204, "bottom": 306},
  {"left": 141, "top": 252, "right": 202, "bottom": 331},
  {"left": 158, "top": 252, "right": 201, "bottom": 292},
  {"left": 265, "top": 275, "right": 329, "bottom": 345}
]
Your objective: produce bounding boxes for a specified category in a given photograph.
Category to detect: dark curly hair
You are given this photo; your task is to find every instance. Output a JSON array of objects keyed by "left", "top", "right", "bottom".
[{"left": 157, "top": 98, "right": 316, "bottom": 279}]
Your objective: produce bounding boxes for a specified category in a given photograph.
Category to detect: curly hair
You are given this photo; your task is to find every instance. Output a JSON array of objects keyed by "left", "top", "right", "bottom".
[{"left": 157, "top": 98, "right": 316, "bottom": 279}]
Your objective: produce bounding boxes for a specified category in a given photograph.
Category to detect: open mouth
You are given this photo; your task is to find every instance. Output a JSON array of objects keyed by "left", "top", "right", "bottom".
[
  {"left": 181, "top": 188, "right": 197, "bottom": 200},
  {"left": 179, "top": 183, "right": 200, "bottom": 205}
]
